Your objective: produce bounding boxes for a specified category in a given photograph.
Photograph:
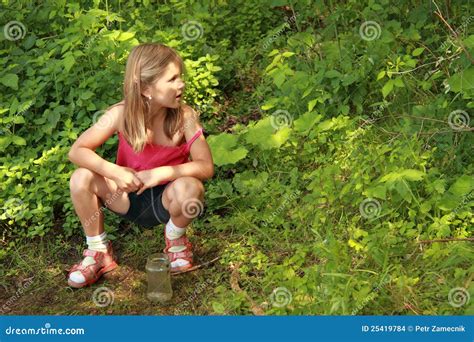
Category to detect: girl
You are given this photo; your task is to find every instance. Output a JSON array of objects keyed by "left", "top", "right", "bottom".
[{"left": 67, "top": 43, "right": 214, "bottom": 288}]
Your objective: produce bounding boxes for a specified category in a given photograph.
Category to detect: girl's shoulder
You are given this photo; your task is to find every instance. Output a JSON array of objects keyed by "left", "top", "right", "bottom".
[
  {"left": 104, "top": 100, "right": 125, "bottom": 132},
  {"left": 181, "top": 104, "right": 199, "bottom": 123}
]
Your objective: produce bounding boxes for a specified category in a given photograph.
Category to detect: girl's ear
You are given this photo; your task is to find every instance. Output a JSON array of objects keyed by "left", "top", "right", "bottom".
[{"left": 141, "top": 85, "right": 151, "bottom": 99}]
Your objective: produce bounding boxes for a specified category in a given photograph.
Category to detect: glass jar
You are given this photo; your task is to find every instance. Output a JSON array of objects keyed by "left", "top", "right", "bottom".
[{"left": 146, "top": 253, "right": 173, "bottom": 304}]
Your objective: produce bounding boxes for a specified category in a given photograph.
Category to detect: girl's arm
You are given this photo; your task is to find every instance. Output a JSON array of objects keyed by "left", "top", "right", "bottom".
[
  {"left": 168, "top": 105, "right": 214, "bottom": 181},
  {"left": 68, "top": 106, "right": 122, "bottom": 180}
]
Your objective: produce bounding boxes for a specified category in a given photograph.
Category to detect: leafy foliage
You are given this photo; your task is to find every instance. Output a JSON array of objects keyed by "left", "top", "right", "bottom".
[{"left": 0, "top": 0, "right": 472, "bottom": 315}]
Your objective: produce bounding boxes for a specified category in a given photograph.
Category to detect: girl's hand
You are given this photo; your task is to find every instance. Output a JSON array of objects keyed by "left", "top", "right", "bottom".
[
  {"left": 135, "top": 167, "right": 169, "bottom": 195},
  {"left": 112, "top": 166, "right": 143, "bottom": 193}
]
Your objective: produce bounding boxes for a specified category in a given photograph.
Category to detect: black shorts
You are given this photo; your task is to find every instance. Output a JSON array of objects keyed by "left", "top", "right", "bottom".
[{"left": 104, "top": 183, "right": 171, "bottom": 228}]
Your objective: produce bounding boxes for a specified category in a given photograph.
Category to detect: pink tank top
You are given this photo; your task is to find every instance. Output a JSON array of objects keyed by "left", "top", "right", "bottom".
[{"left": 115, "top": 128, "right": 203, "bottom": 184}]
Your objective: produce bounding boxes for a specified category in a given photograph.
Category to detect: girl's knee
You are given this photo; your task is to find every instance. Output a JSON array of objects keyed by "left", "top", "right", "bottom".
[
  {"left": 172, "top": 177, "right": 204, "bottom": 200},
  {"left": 70, "top": 168, "right": 97, "bottom": 192}
]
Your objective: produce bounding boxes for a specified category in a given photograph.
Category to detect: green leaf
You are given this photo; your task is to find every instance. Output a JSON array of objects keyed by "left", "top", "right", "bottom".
[
  {"left": 12, "top": 116, "right": 25, "bottom": 124},
  {"left": 80, "top": 91, "right": 95, "bottom": 100},
  {"left": 63, "top": 55, "right": 75, "bottom": 73},
  {"left": 0, "top": 74, "right": 19, "bottom": 90},
  {"left": 393, "top": 77, "right": 404, "bottom": 88},
  {"left": 11, "top": 135, "right": 26, "bottom": 146},
  {"left": 282, "top": 51, "right": 295, "bottom": 57},
  {"left": 0, "top": 136, "right": 12, "bottom": 149},
  {"left": 395, "top": 180, "right": 412, "bottom": 203},
  {"left": 377, "top": 70, "right": 386, "bottom": 80},
  {"left": 245, "top": 117, "right": 290, "bottom": 149},
  {"left": 117, "top": 31, "right": 135, "bottom": 41},
  {"left": 325, "top": 70, "right": 342, "bottom": 78},
  {"left": 382, "top": 80, "right": 394, "bottom": 98},
  {"left": 447, "top": 67, "right": 474, "bottom": 92},
  {"left": 449, "top": 175, "right": 473, "bottom": 196},
  {"left": 400, "top": 169, "right": 425, "bottom": 181},
  {"left": 268, "top": 49, "right": 279, "bottom": 57},
  {"left": 412, "top": 47, "right": 425, "bottom": 56},
  {"left": 294, "top": 112, "right": 322, "bottom": 132},
  {"left": 366, "top": 185, "right": 387, "bottom": 200},
  {"left": 212, "top": 302, "right": 225, "bottom": 314},
  {"left": 307, "top": 99, "right": 317, "bottom": 112},
  {"left": 464, "top": 35, "right": 474, "bottom": 48},
  {"left": 208, "top": 133, "right": 248, "bottom": 166},
  {"left": 380, "top": 169, "right": 425, "bottom": 183},
  {"left": 437, "top": 193, "right": 459, "bottom": 211},
  {"left": 273, "top": 70, "right": 286, "bottom": 88}
]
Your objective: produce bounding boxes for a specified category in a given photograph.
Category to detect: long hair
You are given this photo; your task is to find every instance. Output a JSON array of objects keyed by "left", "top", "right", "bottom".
[{"left": 121, "top": 43, "right": 185, "bottom": 153}]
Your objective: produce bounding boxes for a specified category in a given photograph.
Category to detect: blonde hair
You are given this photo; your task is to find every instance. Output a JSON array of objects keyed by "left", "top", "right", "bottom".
[{"left": 120, "top": 43, "right": 185, "bottom": 153}]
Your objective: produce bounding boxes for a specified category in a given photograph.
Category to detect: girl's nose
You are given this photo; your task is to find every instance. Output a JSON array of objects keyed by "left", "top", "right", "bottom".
[{"left": 178, "top": 80, "right": 185, "bottom": 91}]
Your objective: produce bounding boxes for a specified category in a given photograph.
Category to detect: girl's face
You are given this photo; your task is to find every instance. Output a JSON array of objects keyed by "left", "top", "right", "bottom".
[{"left": 145, "top": 61, "right": 185, "bottom": 109}]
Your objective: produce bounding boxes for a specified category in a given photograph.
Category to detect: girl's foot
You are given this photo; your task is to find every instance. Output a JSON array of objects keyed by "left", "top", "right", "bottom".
[
  {"left": 67, "top": 241, "right": 118, "bottom": 288},
  {"left": 163, "top": 226, "right": 193, "bottom": 273}
]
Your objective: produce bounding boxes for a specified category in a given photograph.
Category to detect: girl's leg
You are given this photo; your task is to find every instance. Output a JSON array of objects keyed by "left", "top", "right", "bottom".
[
  {"left": 161, "top": 177, "right": 205, "bottom": 270},
  {"left": 68, "top": 167, "right": 130, "bottom": 287},
  {"left": 162, "top": 176, "right": 205, "bottom": 227},
  {"left": 69, "top": 167, "right": 130, "bottom": 237}
]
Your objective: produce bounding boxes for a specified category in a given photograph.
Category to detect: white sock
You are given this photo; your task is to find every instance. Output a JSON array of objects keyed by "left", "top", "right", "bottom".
[
  {"left": 165, "top": 219, "right": 189, "bottom": 268},
  {"left": 69, "top": 232, "right": 108, "bottom": 284}
]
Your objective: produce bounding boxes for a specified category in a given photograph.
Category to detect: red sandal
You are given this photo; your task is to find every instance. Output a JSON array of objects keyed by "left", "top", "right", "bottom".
[
  {"left": 163, "top": 227, "right": 193, "bottom": 273},
  {"left": 67, "top": 241, "right": 118, "bottom": 288}
]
